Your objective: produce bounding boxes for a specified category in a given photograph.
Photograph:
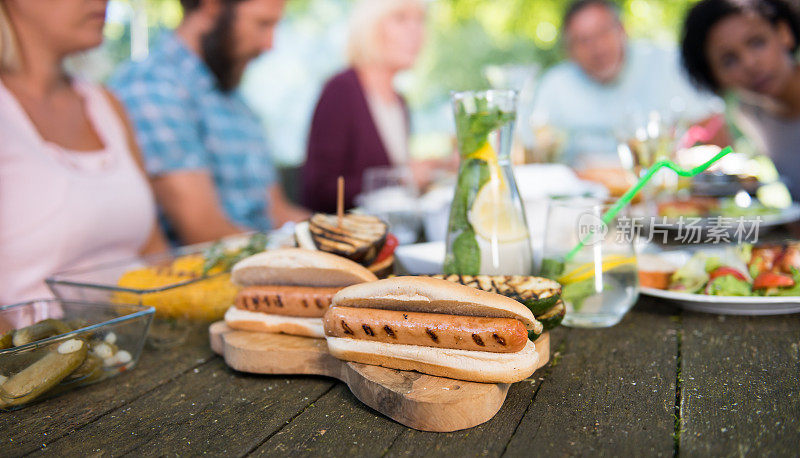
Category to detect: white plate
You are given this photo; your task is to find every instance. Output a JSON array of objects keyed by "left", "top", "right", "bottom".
[
  {"left": 640, "top": 250, "right": 800, "bottom": 315},
  {"left": 649, "top": 203, "right": 800, "bottom": 231}
]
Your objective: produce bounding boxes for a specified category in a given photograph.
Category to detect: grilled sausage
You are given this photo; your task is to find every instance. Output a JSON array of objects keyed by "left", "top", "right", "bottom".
[
  {"left": 323, "top": 306, "right": 528, "bottom": 353},
  {"left": 235, "top": 286, "right": 342, "bottom": 318}
]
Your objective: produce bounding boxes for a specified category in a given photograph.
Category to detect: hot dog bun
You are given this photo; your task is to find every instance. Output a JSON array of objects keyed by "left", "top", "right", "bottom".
[
  {"left": 326, "top": 337, "right": 538, "bottom": 383},
  {"left": 226, "top": 249, "right": 378, "bottom": 338},
  {"left": 331, "top": 276, "right": 538, "bottom": 330},
  {"left": 231, "top": 248, "right": 377, "bottom": 287},
  {"left": 225, "top": 307, "right": 324, "bottom": 338},
  {"left": 325, "top": 277, "right": 540, "bottom": 383}
]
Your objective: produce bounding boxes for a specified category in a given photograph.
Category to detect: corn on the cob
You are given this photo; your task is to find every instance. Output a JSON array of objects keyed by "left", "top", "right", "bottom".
[{"left": 114, "top": 254, "right": 238, "bottom": 321}]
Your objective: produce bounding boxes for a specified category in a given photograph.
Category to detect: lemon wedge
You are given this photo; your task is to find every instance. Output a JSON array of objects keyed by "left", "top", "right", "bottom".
[
  {"left": 468, "top": 180, "right": 529, "bottom": 242},
  {"left": 557, "top": 254, "right": 637, "bottom": 285},
  {"left": 468, "top": 141, "right": 498, "bottom": 163}
]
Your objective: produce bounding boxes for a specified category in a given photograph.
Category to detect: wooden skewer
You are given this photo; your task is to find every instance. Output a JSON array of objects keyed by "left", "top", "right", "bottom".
[{"left": 337, "top": 176, "right": 344, "bottom": 228}]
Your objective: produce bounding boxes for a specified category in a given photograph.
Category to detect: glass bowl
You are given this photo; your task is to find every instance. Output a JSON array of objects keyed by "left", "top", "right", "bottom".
[
  {"left": 0, "top": 299, "right": 153, "bottom": 410},
  {"left": 45, "top": 248, "right": 237, "bottom": 322}
]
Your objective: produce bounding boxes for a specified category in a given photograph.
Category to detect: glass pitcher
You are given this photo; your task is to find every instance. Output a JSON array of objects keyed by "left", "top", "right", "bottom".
[{"left": 443, "top": 90, "right": 533, "bottom": 275}]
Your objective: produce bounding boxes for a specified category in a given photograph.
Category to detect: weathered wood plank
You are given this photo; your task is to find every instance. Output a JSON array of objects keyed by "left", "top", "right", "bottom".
[
  {"left": 503, "top": 298, "right": 679, "bottom": 457},
  {"left": 25, "top": 358, "right": 335, "bottom": 457},
  {"left": 383, "top": 328, "right": 568, "bottom": 457},
  {"left": 1, "top": 327, "right": 216, "bottom": 457},
  {"left": 251, "top": 383, "right": 407, "bottom": 457},
  {"left": 680, "top": 312, "right": 800, "bottom": 456}
]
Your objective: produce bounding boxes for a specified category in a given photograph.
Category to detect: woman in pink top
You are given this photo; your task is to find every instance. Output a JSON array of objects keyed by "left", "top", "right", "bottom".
[{"left": 0, "top": 0, "right": 167, "bottom": 305}]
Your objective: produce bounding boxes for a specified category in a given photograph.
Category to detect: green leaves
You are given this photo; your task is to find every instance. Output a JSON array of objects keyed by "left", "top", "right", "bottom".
[
  {"left": 448, "top": 158, "right": 491, "bottom": 234},
  {"left": 444, "top": 228, "right": 481, "bottom": 275},
  {"left": 201, "top": 232, "right": 269, "bottom": 276},
  {"left": 454, "top": 102, "right": 516, "bottom": 157}
]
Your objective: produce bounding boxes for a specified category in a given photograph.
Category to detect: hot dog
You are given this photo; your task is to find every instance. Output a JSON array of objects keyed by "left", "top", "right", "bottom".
[
  {"left": 225, "top": 248, "right": 378, "bottom": 338},
  {"left": 323, "top": 276, "right": 543, "bottom": 384},
  {"left": 235, "top": 286, "right": 340, "bottom": 318},
  {"left": 324, "top": 306, "right": 528, "bottom": 353}
]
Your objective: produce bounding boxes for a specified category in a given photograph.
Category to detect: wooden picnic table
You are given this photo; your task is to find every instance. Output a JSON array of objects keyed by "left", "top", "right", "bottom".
[{"left": 3, "top": 295, "right": 798, "bottom": 457}]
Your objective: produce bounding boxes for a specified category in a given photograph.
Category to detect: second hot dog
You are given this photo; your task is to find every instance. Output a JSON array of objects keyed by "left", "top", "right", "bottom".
[{"left": 324, "top": 306, "right": 528, "bottom": 353}]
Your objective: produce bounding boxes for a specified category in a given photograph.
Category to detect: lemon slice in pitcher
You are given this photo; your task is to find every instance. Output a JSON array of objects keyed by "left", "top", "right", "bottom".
[{"left": 468, "top": 181, "right": 529, "bottom": 242}]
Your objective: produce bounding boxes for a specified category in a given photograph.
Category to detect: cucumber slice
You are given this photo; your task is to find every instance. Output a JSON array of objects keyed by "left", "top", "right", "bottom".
[
  {"left": 431, "top": 274, "right": 562, "bottom": 315},
  {"left": 537, "top": 300, "right": 566, "bottom": 331}
]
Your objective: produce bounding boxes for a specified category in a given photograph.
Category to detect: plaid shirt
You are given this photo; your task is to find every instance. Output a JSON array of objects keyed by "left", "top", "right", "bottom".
[{"left": 110, "top": 32, "right": 276, "bottom": 232}]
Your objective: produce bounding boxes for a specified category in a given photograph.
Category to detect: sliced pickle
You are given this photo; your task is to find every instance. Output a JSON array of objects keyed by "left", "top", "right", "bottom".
[
  {"left": 65, "top": 353, "right": 103, "bottom": 383},
  {"left": 0, "top": 339, "right": 87, "bottom": 408},
  {"left": 0, "top": 331, "right": 12, "bottom": 350},
  {"left": 12, "top": 319, "right": 72, "bottom": 347},
  {"left": 65, "top": 318, "right": 90, "bottom": 332}
]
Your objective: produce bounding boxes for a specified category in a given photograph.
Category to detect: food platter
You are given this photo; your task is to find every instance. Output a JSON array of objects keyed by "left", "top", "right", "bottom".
[
  {"left": 640, "top": 249, "right": 800, "bottom": 315},
  {"left": 644, "top": 203, "right": 800, "bottom": 232}
]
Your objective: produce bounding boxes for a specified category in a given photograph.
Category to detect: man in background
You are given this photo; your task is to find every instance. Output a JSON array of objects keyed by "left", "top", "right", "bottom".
[
  {"left": 111, "top": 0, "right": 309, "bottom": 245},
  {"left": 522, "top": 0, "right": 728, "bottom": 169}
]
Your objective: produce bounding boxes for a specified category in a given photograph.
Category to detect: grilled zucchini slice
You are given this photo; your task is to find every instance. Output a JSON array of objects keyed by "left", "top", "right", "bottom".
[
  {"left": 537, "top": 300, "right": 565, "bottom": 331},
  {"left": 431, "top": 274, "right": 562, "bottom": 315}
]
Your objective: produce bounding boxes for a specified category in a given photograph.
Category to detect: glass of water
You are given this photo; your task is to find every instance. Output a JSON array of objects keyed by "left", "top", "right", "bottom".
[
  {"left": 539, "top": 197, "right": 639, "bottom": 328},
  {"left": 357, "top": 166, "right": 421, "bottom": 245}
]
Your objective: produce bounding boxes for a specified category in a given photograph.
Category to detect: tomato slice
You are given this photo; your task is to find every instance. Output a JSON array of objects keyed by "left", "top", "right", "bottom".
[
  {"left": 708, "top": 266, "right": 747, "bottom": 282},
  {"left": 374, "top": 233, "right": 398, "bottom": 264},
  {"left": 753, "top": 272, "right": 795, "bottom": 290}
]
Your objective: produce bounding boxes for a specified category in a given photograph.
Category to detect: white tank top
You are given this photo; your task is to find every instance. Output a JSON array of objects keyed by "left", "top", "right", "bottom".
[{"left": 0, "top": 79, "right": 157, "bottom": 304}]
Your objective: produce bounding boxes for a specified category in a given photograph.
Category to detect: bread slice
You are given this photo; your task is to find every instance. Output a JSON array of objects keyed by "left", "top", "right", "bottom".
[
  {"left": 232, "top": 248, "right": 377, "bottom": 287},
  {"left": 332, "top": 276, "right": 538, "bottom": 330},
  {"left": 326, "top": 336, "right": 538, "bottom": 383},
  {"left": 224, "top": 307, "right": 324, "bottom": 338}
]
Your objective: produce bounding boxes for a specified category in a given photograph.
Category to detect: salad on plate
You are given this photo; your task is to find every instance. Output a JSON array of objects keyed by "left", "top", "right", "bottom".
[{"left": 658, "top": 242, "right": 800, "bottom": 297}]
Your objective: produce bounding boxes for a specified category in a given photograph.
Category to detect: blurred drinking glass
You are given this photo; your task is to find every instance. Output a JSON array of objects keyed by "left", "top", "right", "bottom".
[
  {"left": 527, "top": 114, "right": 566, "bottom": 164},
  {"left": 357, "top": 166, "right": 421, "bottom": 245},
  {"left": 616, "top": 109, "right": 684, "bottom": 199}
]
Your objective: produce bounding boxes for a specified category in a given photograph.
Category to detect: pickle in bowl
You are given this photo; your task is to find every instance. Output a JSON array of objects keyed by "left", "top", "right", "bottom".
[{"left": 0, "top": 299, "right": 153, "bottom": 410}]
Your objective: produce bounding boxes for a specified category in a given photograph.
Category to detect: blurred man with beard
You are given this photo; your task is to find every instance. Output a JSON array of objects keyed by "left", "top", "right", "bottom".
[
  {"left": 521, "top": 0, "right": 727, "bottom": 169},
  {"left": 111, "top": 0, "right": 309, "bottom": 244}
]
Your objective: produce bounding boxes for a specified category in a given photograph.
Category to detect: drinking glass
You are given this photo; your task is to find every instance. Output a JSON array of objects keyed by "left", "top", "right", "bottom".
[
  {"left": 357, "top": 166, "right": 421, "bottom": 245},
  {"left": 540, "top": 197, "right": 639, "bottom": 327}
]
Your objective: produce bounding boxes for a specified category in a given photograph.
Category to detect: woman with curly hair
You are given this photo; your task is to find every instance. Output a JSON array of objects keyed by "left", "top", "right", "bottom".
[{"left": 682, "top": 0, "right": 800, "bottom": 196}]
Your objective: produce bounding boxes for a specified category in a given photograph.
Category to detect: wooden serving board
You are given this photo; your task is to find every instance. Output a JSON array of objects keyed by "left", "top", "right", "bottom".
[{"left": 209, "top": 322, "right": 549, "bottom": 432}]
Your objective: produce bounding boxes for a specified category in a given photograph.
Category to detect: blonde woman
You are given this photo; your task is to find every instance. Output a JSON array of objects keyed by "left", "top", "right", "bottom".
[
  {"left": 0, "top": 0, "right": 167, "bottom": 305},
  {"left": 301, "top": 0, "right": 427, "bottom": 213}
]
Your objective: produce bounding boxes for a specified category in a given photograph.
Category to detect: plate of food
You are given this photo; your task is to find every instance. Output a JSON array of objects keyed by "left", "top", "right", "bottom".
[
  {"left": 648, "top": 196, "right": 800, "bottom": 231},
  {"left": 638, "top": 242, "right": 800, "bottom": 315}
]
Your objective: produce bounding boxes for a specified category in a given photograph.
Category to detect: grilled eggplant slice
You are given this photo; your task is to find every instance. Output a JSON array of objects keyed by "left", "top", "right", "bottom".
[
  {"left": 537, "top": 300, "right": 565, "bottom": 331},
  {"left": 307, "top": 213, "right": 388, "bottom": 266},
  {"left": 432, "top": 274, "right": 562, "bottom": 315}
]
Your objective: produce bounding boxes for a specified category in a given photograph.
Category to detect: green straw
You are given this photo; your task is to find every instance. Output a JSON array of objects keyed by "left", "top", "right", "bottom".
[{"left": 563, "top": 146, "right": 734, "bottom": 263}]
